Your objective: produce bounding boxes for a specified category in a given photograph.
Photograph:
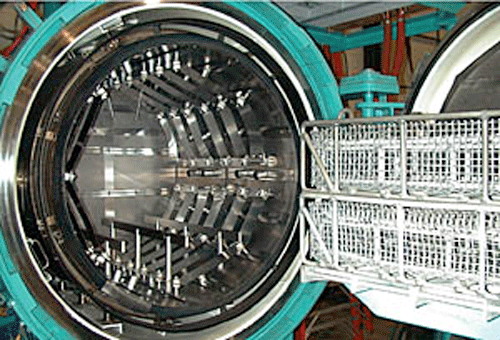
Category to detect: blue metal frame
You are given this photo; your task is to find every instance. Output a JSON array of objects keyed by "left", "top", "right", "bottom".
[
  {"left": 0, "top": 1, "right": 342, "bottom": 339},
  {"left": 0, "top": 3, "right": 105, "bottom": 339},
  {"left": 307, "top": 10, "right": 457, "bottom": 52},
  {"left": 339, "top": 69, "right": 404, "bottom": 117},
  {"left": 14, "top": 3, "right": 42, "bottom": 29},
  {"left": 0, "top": 56, "right": 9, "bottom": 74},
  {"left": 42, "top": 2, "right": 63, "bottom": 19},
  {"left": 419, "top": 1, "right": 466, "bottom": 14}
]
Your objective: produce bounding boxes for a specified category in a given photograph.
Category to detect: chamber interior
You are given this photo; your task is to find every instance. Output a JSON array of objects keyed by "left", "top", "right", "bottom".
[
  {"left": 74, "top": 35, "right": 298, "bottom": 314},
  {"left": 19, "top": 21, "right": 304, "bottom": 336}
]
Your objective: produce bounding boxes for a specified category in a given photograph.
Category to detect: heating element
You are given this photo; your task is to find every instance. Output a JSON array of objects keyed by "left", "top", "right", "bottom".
[{"left": 0, "top": 2, "right": 342, "bottom": 339}]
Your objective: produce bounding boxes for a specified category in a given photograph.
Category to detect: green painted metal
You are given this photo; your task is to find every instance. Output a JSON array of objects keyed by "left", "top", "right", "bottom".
[
  {"left": 340, "top": 69, "right": 400, "bottom": 97},
  {"left": 247, "top": 282, "right": 326, "bottom": 340},
  {"left": 0, "top": 313, "right": 18, "bottom": 329},
  {"left": 307, "top": 11, "right": 457, "bottom": 52},
  {"left": 229, "top": 1, "right": 342, "bottom": 120},
  {"left": 419, "top": 1, "right": 466, "bottom": 14},
  {"left": 0, "top": 3, "right": 102, "bottom": 339},
  {"left": 43, "top": 2, "right": 63, "bottom": 19},
  {"left": 340, "top": 69, "right": 404, "bottom": 117},
  {"left": 357, "top": 101, "right": 405, "bottom": 117},
  {"left": 434, "top": 332, "right": 452, "bottom": 340},
  {"left": 0, "top": 1, "right": 340, "bottom": 339},
  {"left": 0, "top": 56, "right": 9, "bottom": 74},
  {"left": 226, "top": 1, "right": 341, "bottom": 338},
  {"left": 14, "top": 4, "right": 43, "bottom": 29}
]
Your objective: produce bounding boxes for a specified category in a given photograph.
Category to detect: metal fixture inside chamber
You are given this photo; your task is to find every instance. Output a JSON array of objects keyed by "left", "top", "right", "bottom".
[{"left": 5, "top": 3, "right": 316, "bottom": 339}]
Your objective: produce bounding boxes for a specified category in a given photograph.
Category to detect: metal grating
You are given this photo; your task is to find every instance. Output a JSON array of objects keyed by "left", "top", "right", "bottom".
[
  {"left": 308, "top": 114, "right": 500, "bottom": 200},
  {"left": 301, "top": 111, "right": 500, "bottom": 313}
]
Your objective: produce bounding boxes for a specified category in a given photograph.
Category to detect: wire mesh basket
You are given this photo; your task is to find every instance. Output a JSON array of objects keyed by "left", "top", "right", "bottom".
[{"left": 301, "top": 111, "right": 500, "bottom": 312}]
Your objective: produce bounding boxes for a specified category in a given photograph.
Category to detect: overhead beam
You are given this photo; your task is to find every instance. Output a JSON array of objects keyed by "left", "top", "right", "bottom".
[
  {"left": 418, "top": 1, "right": 466, "bottom": 14},
  {"left": 300, "top": 2, "right": 412, "bottom": 28},
  {"left": 306, "top": 11, "right": 457, "bottom": 52},
  {"left": 14, "top": 3, "right": 43, "bottom": 29}
]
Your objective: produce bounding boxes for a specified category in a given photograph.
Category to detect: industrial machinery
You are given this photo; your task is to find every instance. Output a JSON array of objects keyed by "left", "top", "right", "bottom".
[
  {"left": 0, "top": 1, "right": 499, "bottom": 340},
  {"left": 0, "top": 2, "right": 337, "bottom": 339},
  {"left": 300, "top": 3, "right": 500, "bottom": 339}
]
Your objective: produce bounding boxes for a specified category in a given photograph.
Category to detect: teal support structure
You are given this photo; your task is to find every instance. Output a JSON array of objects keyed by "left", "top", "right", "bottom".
[
  {"left": 0, "top": 3, "right": 104, "bottom": 339},
  {"left": 14, "top": 3, "right": 43, "bottom": 29},
  {"left": 435, "top": 333, "right": 452, "bottom": 340},
  {"left": 227, "top": 2, "right": 338, "bottom": 339},
  {"left": 0, "top": 56, "right": 9, "bottom": 74},
  {"left": 43, "top": 2, "right": 64, "bottom": 19},
  {"left": 419, "top": 1, "right": 466, "bottom": 14},
  {"left": 0, "top": 1, "right": 339, "bottom": 339},
  {"left": 307, "top": 10, "right": 457, "bottom": 52},
  {"left": 339, "top": 69, "right": 404, "bottom": 117}
]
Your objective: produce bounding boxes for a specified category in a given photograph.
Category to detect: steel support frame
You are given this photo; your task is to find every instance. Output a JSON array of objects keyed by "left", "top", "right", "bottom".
[
  {"left": 307, "top": 11, "right": 457, "bottom": 53},
  {"left": 0, "top": 1, "right": 341, "bottom": 339},
  {"left": 299, "top": 110, "right": 500, "bottom": 339}
]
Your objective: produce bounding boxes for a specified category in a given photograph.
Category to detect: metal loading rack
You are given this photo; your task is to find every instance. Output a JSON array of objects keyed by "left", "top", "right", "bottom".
[{"left": 300, "top": 111, "right": 500, "bottom": 317}]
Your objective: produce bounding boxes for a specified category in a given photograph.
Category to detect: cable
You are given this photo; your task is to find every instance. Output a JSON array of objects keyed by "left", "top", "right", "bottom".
[
  {"left": 1, "top": 26, "right": 28, "bottom": 57},
  {"left": 1, "top": 1, "right": 37, "bottom": 57},
  {"left": 381, "top": 11, "right": 391, "bottom": 74},
  {"left": 391, "top": 8, "right": 406, "bottom": 76}
]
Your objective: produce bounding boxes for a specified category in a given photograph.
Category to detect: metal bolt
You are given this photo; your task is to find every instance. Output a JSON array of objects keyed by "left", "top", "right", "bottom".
[{"left": 172, "top": 276, "right": 181, "bottom": 297}]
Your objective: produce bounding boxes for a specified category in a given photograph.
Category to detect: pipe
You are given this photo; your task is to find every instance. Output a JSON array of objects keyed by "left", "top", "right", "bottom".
[
  {"left": 350, "top": 294, "right": 364, "bottom": 340},
  {"left": 322, "top": 45, "right": 343, "bottom": 79},
  {"left": 322, "top": 44, "right": 331, "bottom": 63},
  {"left": 332, "top": 52, "right": 344, "bottom": 79},
  {"left": 294, "top": 319, "right": 306, "bottom": 340},
  {"left": 362, "top": 306, "right": 374, "bottom": 334},
  {"left": 1, "top": 26, "right": 28, "bottom": 57},
  {"left": 1, "top": 2, "right": 37, "bottom": 57},
  {"left": 391, "top": 8, "right": 406, "bottom": 76},
  {"left": 381, "top": 11, "right": 391, "bottom": 74}
]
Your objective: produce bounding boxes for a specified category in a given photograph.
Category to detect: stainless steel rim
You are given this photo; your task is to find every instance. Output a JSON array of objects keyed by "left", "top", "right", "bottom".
[{"left": 0, "top": 3, "right": 317, "bottom": 339}]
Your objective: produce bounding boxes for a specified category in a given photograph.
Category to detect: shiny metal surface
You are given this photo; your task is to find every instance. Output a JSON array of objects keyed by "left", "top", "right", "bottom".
[
  {"left": 300, "top": 110, "right": 500, "bottom": 327},
  {"left": 411, "top": 4, "right": 500, "bottom": 114},
  {"left": 0, "top": 3, "right": 320, "bottom": 339},
  {"left": 299, "top": 6, "right": 500, "bottom": 336}
]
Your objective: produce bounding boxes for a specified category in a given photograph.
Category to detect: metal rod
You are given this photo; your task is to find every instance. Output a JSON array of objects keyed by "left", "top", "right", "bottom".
[
  {"left": 301, "top": 207, "right": 334, "bottom": 264},
  {"left": 397, "top": 204, "right": 404, "bottom": 279},
  {"left": 302, "top": 132, "right": 335, "bottom": 192},
  {"left": 110, "top": 222, "right": 116, "bottom": 239},
  {"left": 134, "top": 91, "right": 143, "bottom": 121},
  {"left": 483, "top": 116, "right": 489, "bottom": 202},
  {"left": 301, "top": 189, "right": 500, "bottom": 212},
  {"left": 135, "top": 228, "right": 141, "bottom": 272},
  {"left": 299, "top": 199, "right": 307, "bottom": 262},
  {"left": 479, "top": 211, "right": 486, "bottom": 292},
  {"left": 218, "top": 231, "right": 223, "bottom": 255},
  {"left": 300, "top": 130, "right": 306, "bottom": 191},
  {"left": 334, "top": 125, "right": 339, "bottom": 191},
  {"left": 105, "top": 241, "right": 111, "bottom": 278},
  {"left": 166, "top": 236, "right": 172, "bottom": 294},
  {"left": 400, "top": 120, "right": 407, "bottom": 196},
  {"left": 107, "top": 97, "right": 115, "bottom": 119},
  {"left": 302, "top": 110, "right": 500, "bottom": 128},
  {"left": 184, "top": 226, "right": 189, "bottom": 248},
  {"left": 332, "top": 198, "right": 339, "bottom": 267}
]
